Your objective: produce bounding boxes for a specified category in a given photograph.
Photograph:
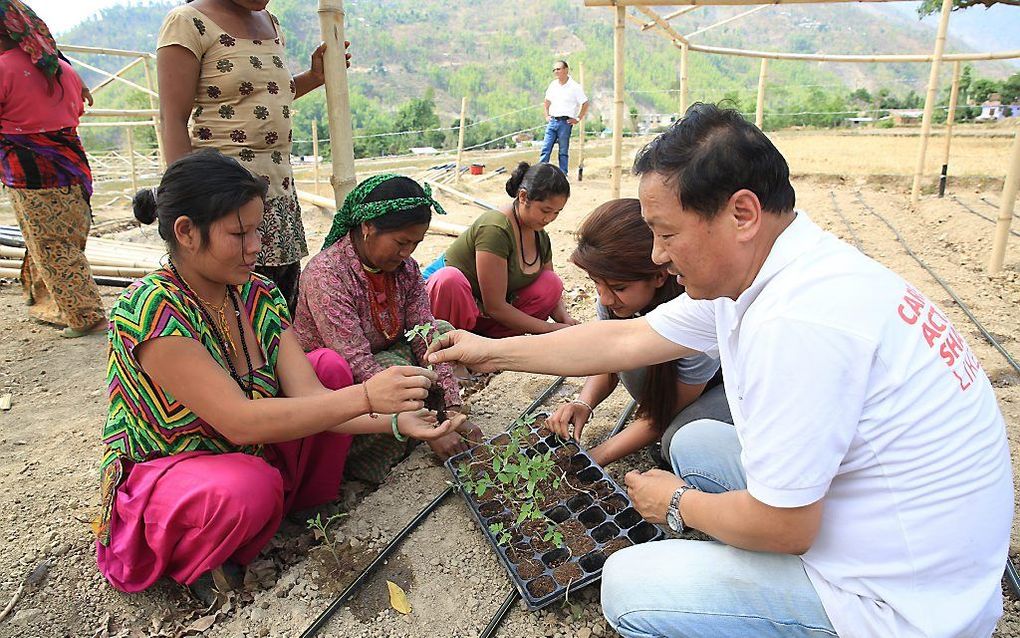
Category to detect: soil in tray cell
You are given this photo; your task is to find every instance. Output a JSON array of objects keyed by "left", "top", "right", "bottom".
[
  {"left": 541, "top": 547, "right": 571, "bottom": 569},
  {"left": 553, "top": 561, "right": 584, "bottom": 586},
  {"left": 544, "top": 505, "right": 571, "bottom": 524},
  {"left": 559, "top": 520, "right": 596, "bottom": 555},
  {"left": 602, "top": 536, "right": 634, "bottom": 556},
  {"left": 529, "top": 535, "right": 555, "bottom": 553},
  {"left": 592, "top": 480, "right": 615, "bottom": 499},
  {"left": 575, "top": 466, "right": 603, "bottom": 486},
  {"left": 506, "top": 540, "right": 533, "bottom": 564},
  {"left": 491, "top": 433, "right": 511, "bottom": 446},
  {"left": 615, "top": 507, "right": 642, "bottom": 529},
  {"left": 579, "top": 550, "right": 607, "bottom": 573},
  {"left": 553, "top": 443, "right": 580, "bottom": 460},
  {"left": 479, "top": 500, "right": 504, "bottom": 518},
  {"left": 591, "top": 521, "right": 621, "bottom": 544},
  {"left": 516, "top": 558, "right": 544, "bottom": 580},
  {"left": 526, "top": 432, "right": 541, "bottom": 446},
  {"left": 600, "top": 493, "right": 628, "bottom": 514},
  {"left": 537, "top": 426, "right": 554, "bottom": 438},
  {"left": 579, "top": 506, "right": 607, "bottom": 529},
  {"left": 526, "top": 575, "right": 557, "bottom": 598},
  {"left": 521, "top": 518, "right": 547, "bottom": 538},
  {"left": 567, "top": 454, "right": 592, "bottom": 474},
  {"left": 566, "top": 492, "right": 594, "bottom": 513}
]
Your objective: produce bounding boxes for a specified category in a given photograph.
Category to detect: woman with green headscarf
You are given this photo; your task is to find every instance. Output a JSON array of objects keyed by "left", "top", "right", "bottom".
[{"left": 293, "top": 174, "right": 482, "bottom": 484}]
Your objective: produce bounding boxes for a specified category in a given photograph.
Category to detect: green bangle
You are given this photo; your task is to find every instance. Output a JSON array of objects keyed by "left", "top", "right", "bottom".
[{"left": 391, "top": 412, "right": 408, "bottom": 442}]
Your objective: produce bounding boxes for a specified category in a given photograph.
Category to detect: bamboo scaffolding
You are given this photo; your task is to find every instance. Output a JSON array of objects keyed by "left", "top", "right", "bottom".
[
  {"left": 456, "top": 96, "right": 468, "bottom": 185},
  {"left": 679, "top": 41, "right": 689, "bottom": 115},
  {"left": 90, "top": 57, "right": 145, "bottom": 95},
  {"left": 910, "top": 0, "right": 952, "bottom": 206},
  {"left": 755, "top": 58, "right": 768, "bottom": 129},
  {"left": 78, "top": 121, "right": 156, "bottom": 129},
  {"left": 938, "top": 61, "right": 962, "bottom": 198},
  {"left": 674, "top": 42, "right": 1020, "bottom": 64},
  {"left": 58, "top": 44, "right": 155, "bottom": 58},
  {"left": 577, "top": 64, "right": 586, "bottom": 181},
  {"left": 298, "top": 187, "right": 467, "bottom": 236},
  {"left": 685, "top": 5, "right": 768, "bottom": 39},
  {"left": 318, "top": 0, "right": 357, "bottom": 206},
  {"left": 988, "top": 131, "right": 1020, "bottom": 273},
  {"left": 0, "top": 259, "right": 150, "bottom": 279},
  {"left": 65, "top": 56, "right": 158, "bottom": 98},
  {"left": 637, "top": 7, "right": 688, "bottom": 43},
  {"left": 642, "top": 6, "right": 699, "bottom": 30},
  {"left": 312, "top": 120, "right": 321, "bottom": 195},
  {"left": 142, "top": 57, "right": 165, "bottom": 170},
  {"left": 0, "top": 245, "right": 160, "bottom": 270},
  {"left": 127, "top": 127, "right": 138, "bottom": 193},
  {"left": 612, "top": 4, "right": 626, "bottom": 198},
  {"left": 82, "top": 109, "right": 159, "bottom": 118}
]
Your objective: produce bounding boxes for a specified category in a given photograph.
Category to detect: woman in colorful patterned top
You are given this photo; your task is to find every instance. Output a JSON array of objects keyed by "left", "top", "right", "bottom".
[
  {"left": 426, "top": 162, "right": 577, "bottom": 337},
  {"left": 546, "top": 199, "right": 731, "bottom": 469},
  {"left": 98, "top": 151, "right": 461, "bottom": 595},
  {"left": 156, "top": 0, "right": 345, "bottom": 312},
  {"left": 293, "top": 175, "right": 483, "bottom": 484},
  {"left": 0, "top": 0, "right": 105, "bottom": 337}
]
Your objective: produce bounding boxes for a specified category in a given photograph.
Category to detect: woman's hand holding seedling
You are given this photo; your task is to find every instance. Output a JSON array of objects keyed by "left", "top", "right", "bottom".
[
  {"left": 548, "top": 402, "right": 593, "bottom": 441},
  {"left": 426, "top": 330, "right": 501, "bottom": 372},
  {"left": 398, "top": 410, "right": 467, "bottom": 441},
  {"left": 363, "top": 366, "right": 437, "bottom": 414}
]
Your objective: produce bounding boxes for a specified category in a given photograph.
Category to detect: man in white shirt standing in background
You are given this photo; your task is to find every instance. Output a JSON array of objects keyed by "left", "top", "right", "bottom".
[
  {"left": 540, "top": 60, "right": 588, "bottom": 175},
  {"left": 429, "top": 102, "right": 1014, "bottom": 638}
]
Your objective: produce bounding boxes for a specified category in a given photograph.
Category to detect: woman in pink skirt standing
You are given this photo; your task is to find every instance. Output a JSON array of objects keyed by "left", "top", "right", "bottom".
[{"left": 96, "top": 150, "right": 461, "bottom": 599}]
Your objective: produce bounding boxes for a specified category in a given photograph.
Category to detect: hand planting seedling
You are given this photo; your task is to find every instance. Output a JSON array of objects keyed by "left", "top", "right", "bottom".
[{"left": 405, "top": 323, "right": 439, "bottom": 370}]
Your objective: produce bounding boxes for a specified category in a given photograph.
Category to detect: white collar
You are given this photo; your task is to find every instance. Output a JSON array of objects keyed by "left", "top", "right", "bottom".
[{"left": 731, "top": 210, "right": 816, "bottom": 314}]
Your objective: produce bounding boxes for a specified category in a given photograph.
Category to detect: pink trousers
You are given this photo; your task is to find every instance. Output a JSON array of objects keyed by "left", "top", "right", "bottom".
[
  {"left": 96, "top": 348, "right": 354, "bottom": 592},
  {"left": 426, "top": 266, "right": 563, "bottom": 338}
]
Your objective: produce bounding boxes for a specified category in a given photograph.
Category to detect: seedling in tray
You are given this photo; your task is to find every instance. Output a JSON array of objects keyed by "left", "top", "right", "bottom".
[{"left": 446, "top": 412, "right": 664, "bottom": 610}]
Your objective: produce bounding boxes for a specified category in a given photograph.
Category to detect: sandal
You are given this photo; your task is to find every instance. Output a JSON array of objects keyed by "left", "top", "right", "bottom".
[{"left": 60, "top": 320, "right": 106, "bottom": 339}]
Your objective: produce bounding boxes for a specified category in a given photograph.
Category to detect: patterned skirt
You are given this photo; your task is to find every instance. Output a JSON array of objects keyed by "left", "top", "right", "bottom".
[
  {"left": 7, "top": 184, "right": 105, "bottom": 330},
  {"left": 343, "top": 320, "right": 454, "bottom": 484}
]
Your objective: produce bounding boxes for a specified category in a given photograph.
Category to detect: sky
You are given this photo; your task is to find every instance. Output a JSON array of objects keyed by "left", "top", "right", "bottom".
[{"left": 31, "top": 0, "right": 1020, "bottom": 52}]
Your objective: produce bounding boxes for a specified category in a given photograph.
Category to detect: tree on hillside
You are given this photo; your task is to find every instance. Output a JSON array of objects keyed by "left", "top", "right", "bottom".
[
  {"left": 969, "top": 78, "right": 1002, "bottom": 103},
  {"left": 919, "top": 0, "right": 1019, "bottom": 15},
  {"left": 1002, "top": 73, "right": 1020, "bottom": 103}
]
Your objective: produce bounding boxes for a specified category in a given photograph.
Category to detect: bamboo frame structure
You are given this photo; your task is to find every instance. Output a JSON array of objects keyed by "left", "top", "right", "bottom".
[
  {"left": 318, "top": 0, "right": 357, "bottom": 206},
  {"left": 684, "top": 5, "right": 767, "bottom": 39},
  {"left": 679, "top": 40, "right": 689, "bottom": 115},
  {"left": 126, "top": 127, "right": 138, "bottom": 193},
  {"left": 456, "top": 96, "right": 468, "bottom": 184},
  {"left": 612, "top": 5, "right": 626, "bottom": 197},
  {"left": 909, "top": 0, "right": 953, "bottom": 206},
  {"left": 642, "top": 6, "right": 700, "bottom": 29},
  {"left": 141, "top": 57, "right": 165, "bottom": 170},
  {"left": 312, "top": 120, "right": 321, "bottom": 194},
  {"left": 755, "top": 58, "right": 768, "bottom": 129},
  {"left": 637, "top": 6, "right": 688, "bottom": 43},
  {"left": 578, "top": 64, "right": 587, "bottom": 180},
  {"left": 65, "top": 55, "right": 158, "bottom": 98},
  {"left": 937, "top": 61, "right": 961, "bottom": 198},
  {"left": 90, "top": 57, "right": 145, "bottom": 95},
  {"left": 988, "top": 131, "right": 1020, "bottom": 274}
]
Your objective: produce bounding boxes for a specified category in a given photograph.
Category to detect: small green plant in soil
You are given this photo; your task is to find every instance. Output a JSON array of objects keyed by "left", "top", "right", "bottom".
[
  {"left": 306, "top": 512, "right": 347, "bottom": 570},
  {"left": 405, "top": 323, "right": 440, "bottom": 371},
  {"left": 457, "top": 412, "right": 590, "bottom": 550}
]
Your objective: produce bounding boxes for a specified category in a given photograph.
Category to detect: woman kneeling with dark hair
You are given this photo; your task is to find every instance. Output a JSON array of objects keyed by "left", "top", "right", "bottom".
[
  {"left": 97, "top": 151, "right": 461, "bottom": 597},
  {"left": 292, "top": 174, "right": 482, "bottom": 484},
  {"left": 546, "top": 198, "right": 732, "bottom": 467}
]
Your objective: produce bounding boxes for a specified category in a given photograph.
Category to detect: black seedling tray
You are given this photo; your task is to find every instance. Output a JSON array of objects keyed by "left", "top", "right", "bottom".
[{"left": 445, "top": 414, "right": 664, "bottom": 611}]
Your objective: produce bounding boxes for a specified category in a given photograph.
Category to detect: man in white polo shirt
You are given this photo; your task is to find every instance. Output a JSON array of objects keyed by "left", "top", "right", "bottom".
[
  {"left": 428, "top": 103, "right": 1014, "bottom": 637},
  {"left": 539, "top": 60, "right": 588, "bottom": 175}
]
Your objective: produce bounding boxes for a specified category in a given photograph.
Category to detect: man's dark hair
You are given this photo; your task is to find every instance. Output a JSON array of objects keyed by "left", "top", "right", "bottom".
[
  {"left": 632, "top": 102, "right": 795, "bottom": 218},
  {"left": 556, "top": 60, "right": 568, "bottom": 70}
]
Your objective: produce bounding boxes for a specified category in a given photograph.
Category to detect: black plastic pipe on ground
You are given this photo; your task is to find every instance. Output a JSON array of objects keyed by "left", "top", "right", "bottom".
[{"left": 299, "top": 486, "right": 455, "bottom": 638}]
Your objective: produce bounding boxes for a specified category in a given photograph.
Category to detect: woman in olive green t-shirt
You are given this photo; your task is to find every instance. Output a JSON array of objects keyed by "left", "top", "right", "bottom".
[{"left": 425, "top": 162, "right": 577, "bottom": 337}]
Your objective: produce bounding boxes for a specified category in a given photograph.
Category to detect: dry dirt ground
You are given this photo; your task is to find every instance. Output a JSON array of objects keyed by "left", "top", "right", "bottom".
[{"left": 0, "top": 132, "right": 1019, "bottom": 638}]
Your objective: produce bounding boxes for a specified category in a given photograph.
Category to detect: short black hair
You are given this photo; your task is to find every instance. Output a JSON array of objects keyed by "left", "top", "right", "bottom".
[
  {"left": 555, "top": 60, "right": 569, "bottom": 70},
  {"left": 632, "top": 102, "right": 795, "bottom": 218},
  {"left": 505, "top": 162, "right": 570, "bottom": 202}
]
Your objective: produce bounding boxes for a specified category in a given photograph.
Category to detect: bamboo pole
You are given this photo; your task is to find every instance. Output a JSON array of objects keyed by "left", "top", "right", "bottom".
[
  {"left": 318, "top": 0, "right": 357, "bottom": 206},
  {"left": 755, "top": 58, "right": 768, "bottom": 129},
  {"left": 126, "top": 127, "right": 138, "bottom": 194},
  {"left": 636, "top": 6, "right": 689, "bottom": 43},
  {"left": 612, "top": 4, "right": 625, "bottom": 199},
  {"left": 0, "top": 259, "right": 150, "bottom": 279},
  {"left": 988, "top": 131, "right": 1020, "bottom": 273},
  {"left": 684, "top": 5, "right": 768, "bottom": 40},
  {"left": 455, "top": 96, "right": 468, "bottom": 185},
  {"left": 77, "top": 121, "right": 163, "bottom": 128},
  {"left": 910, "top": 0, "right": 953, "bottom": 206},
  {"left": 82, "top": 109, "right": 159, "bottom": 117},
  {"left": 679, "top": 40, "right": 689, "bottom": 116},
  {"left": 90, "top": 56, "right": 145, "bottom": 96},
  {"left": 674, "top": 42, "right": 1020, "bottom": 64},
  {"left": 142, "top": 58, "right": 165, "bottom": 170},
  {"left": 938, "top": 61, "right": 962, "bottom": 198},
  {"left": 312, "top": 119, "right": 321, "bottom": 195},
  {"left": 65, "top": 56, "right": 158, "bottom": 97},
  {"left": 58, "top": 44, "right": 155, "bottom": 58},
  {"left": 577, "top": 64, "right": 586, "bottom": 181},
  {"left": 642, "top": 6, "right": 699, "bottom": 30}
]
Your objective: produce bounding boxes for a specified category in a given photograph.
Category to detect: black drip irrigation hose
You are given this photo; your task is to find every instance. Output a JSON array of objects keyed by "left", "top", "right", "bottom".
[
  {"left": 979, "top": 196, "right": 1020, "bottom": 221},
  {"left": 299, "top": 375, "right": 568, "bottom": 638},
  {"left": 479, "top": 589, "right": 521, "bottom": 638},
  {"left": 609, "top": 399, "right": 638, "bottom": 438},
  {"left": 950, "top": 196, "right": 1020, "bottom": 239},
  {"left": 299, "top": 486, "right": 455, "bottom": 638},
  {"left": 853, "top": 190, "right": 1020, "bottom": 377},
  {"left": 828, "top": 191, "right": 866, "bottom": 254},
  {"left": 1006, "top": 557, "right": 1020, "bottom": 600}
]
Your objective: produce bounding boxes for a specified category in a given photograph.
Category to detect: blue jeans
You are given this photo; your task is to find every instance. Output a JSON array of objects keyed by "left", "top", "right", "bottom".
[
  {"left": 601, "top": 419, "right": 837, "bottom": 638},
  {"left": 539, "top": 118, "right": 572, "bottom": 174}
]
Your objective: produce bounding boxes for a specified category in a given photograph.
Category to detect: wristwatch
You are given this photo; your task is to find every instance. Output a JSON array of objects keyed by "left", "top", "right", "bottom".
[{"left": 666, "top": 484, "right": 696, "bottom": 533}]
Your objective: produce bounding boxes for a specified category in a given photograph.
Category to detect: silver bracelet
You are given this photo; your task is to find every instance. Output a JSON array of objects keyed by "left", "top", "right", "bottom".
[{"left": 572, "top": 399, "right": 595, "bottom": 419}]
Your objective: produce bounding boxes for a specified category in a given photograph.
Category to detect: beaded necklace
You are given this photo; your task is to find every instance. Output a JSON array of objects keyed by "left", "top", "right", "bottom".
[
  {"left": 167, "top": 261, "right": 254, "bottom": 395},
  {"left": 363, "top": 266, "right": 401, "bottom": 341},
  {"left": 512, "top": 200, "right": 540, "bottom": 268}
]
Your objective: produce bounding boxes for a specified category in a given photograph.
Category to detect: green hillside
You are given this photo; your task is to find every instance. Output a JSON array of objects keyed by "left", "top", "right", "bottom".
[{"left": 57, "top": 0, "right": 1009, "bottom": 156}]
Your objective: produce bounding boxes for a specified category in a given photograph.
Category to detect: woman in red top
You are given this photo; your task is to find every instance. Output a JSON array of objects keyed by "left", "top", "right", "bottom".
[{"left": 0, "top": 0, "right": 105, "bottom": 337}]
